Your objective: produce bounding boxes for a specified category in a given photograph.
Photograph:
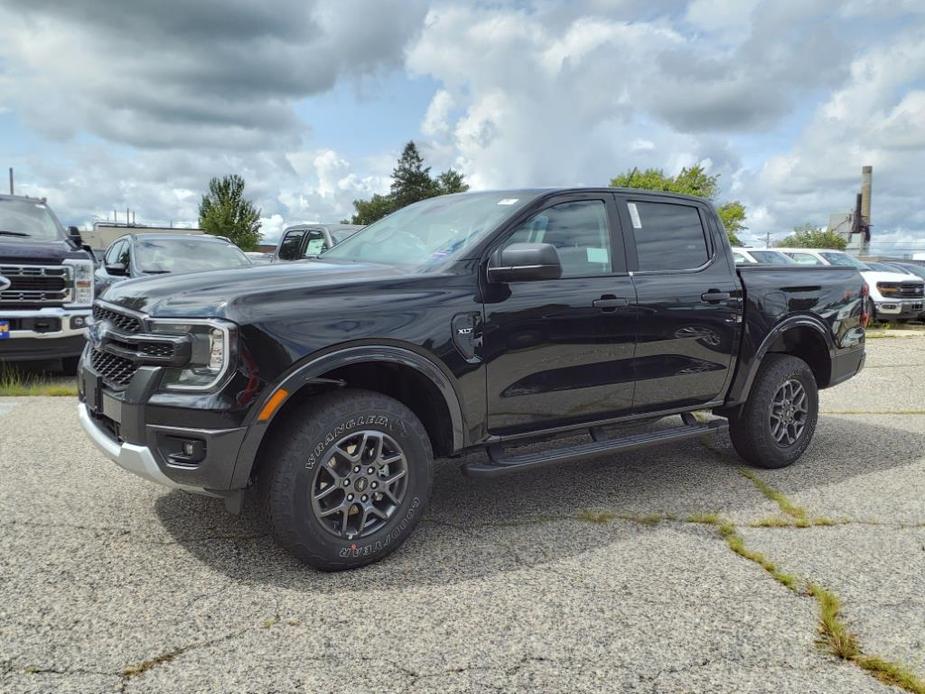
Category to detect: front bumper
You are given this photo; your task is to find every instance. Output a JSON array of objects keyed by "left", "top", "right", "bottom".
[
  {"left": 78, "top": 361, "right": 249, "bottom": 493},
  {"left": 78, "top": 403, "right": 214, "bottom": 494},
  {"left": 0, "top": 307, "right": 90, "bottom": 360},
  {"left": 874, "top": 299, "right": 923, "bottom": 320}
]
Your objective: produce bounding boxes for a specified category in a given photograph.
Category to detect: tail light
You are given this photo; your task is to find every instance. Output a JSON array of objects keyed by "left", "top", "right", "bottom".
[{"left": 860, "top": 282, "right": 870, "bottom": 328}]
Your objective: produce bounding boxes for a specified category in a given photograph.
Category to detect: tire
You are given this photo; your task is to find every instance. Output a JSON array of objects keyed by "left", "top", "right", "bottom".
[
  {"left": 258, "top": 389, "right": 433, "bottom": 571},
  {"left": 728, "top": 354, "right": 818, "bottom": 469},
  {"left": 61, "top": 356, "right": 80, "bottom": 376}
]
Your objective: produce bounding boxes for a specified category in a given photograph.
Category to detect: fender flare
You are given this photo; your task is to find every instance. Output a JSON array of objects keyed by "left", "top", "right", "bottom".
[
  {"left": 229, "top": 344, "right": 466, "bottom": 488},
  {"left": 726, "top": 315, "right": 835, "bottom": 407}
]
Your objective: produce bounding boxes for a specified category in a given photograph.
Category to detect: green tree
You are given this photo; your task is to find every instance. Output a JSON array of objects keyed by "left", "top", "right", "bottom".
[
  {"left": 198, "top": 174, "right": 262, "bottom": 250},
  {"left": 776, "top": 223, "right": 847, "bottom": 250},
  {"left": 350, "top": 141, "right": 469, "bottom": 225},
  {"left": 435, "top": 169, "right": 469, "bottom": 195},
  {"left": 610, "top": 165, "right": 744, "bottom": 245}
]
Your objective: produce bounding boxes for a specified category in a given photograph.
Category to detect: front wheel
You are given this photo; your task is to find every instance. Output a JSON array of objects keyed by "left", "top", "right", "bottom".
[
  {"left": 729, "top": 354, "right": 819, "bottom": 469},
  {"left": 259, "top": 389, "right": 433, "bottom": 571}
]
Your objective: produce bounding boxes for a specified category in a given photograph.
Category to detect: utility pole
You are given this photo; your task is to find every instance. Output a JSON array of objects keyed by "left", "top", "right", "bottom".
[
  {"left": 766, "top": 230, "right": 771, "bottom": 247},
  {"left": 8, "top": 167, "right": 13, "bottom": 195}
]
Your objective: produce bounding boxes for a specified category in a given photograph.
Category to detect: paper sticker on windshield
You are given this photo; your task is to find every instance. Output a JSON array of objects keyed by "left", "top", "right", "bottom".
[
  {"left": 305, "top": 239, "right": 326, "bottom": 255},
  {"left": 627, "top": 202, "right": 642, "bottom": 229},
  {"left": 497, "top": 198, "right": 519, "bottom": 205}
]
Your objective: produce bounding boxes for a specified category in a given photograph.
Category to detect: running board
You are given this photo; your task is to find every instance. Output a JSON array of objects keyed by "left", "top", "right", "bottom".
[{"left": 462, "top": 417, "right": 728, "bottom": 478}]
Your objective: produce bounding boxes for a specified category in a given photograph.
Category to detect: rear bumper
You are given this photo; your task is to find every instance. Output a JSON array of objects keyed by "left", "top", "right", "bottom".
[
  {"left": 0, "top": 307, "right": 90, "bottom": 361},
  {"left": 828, "top": 346, "right": 865, "bottom": 388}
]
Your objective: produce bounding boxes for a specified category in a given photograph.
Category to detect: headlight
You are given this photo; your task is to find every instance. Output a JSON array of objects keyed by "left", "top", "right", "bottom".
[
  {"left": 149, "top": 319, "right": 236, "bottom": 391},
  {"left": 63, "top": 259, "right": 95, "bottom": 306}
]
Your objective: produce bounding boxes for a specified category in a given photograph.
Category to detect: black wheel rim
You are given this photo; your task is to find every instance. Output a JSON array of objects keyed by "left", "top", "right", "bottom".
[
  {"left": 770, "top": 378, "right": 808, "bottom": 446},
  {"left": 310, "top": 431, "right": 408, "bottom": 540}
]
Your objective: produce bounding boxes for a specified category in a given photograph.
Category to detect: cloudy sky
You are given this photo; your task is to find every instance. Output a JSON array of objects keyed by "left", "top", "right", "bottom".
[{"left": 1, "top": 0, "right": 923, "bottom": 253}]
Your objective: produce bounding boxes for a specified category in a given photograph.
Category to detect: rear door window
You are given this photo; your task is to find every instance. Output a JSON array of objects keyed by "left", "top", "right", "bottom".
[
  {"left": 278, "top": 230, "right": 306, "bottom": 260},
  {"left": 628, "top": 201, "right": 709, "bottom": 272}
]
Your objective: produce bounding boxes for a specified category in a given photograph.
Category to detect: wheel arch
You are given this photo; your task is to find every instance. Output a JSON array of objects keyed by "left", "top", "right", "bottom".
[
  {"left": 229, "top": 344, "right": 465, "bottom": 488},
  {"left": 725, "top": 316, "right": 835, "bottom": 409}
]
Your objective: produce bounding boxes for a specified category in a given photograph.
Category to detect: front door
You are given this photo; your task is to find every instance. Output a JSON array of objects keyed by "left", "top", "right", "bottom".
[
  {"left": 483, "top": 194, "right": 637, "bottom": 436},
  {"left": 616, "top": 194, "right": 742, "bottom": 414}
]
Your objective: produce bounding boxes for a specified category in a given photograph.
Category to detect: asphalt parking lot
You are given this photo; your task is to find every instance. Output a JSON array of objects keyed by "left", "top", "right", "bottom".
[{"left": 1, "top": 338, "right": 923, "bottom": 693}]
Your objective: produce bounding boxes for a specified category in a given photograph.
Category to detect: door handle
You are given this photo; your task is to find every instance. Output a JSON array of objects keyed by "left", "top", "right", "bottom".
[
  {"left": 593, "top": 296, "right": 628, "bottom": 311},
  {"left": 701, "top": 291, "right": 731, "bottom": 303}
]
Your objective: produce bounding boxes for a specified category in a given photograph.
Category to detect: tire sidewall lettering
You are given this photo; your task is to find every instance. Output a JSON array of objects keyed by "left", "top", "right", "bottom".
[
  {"left": 305, "top": 414, "right": 392, "bottom": 471},
  {"left": 338, "top": 496, "right": 421, "bottom": 559}
]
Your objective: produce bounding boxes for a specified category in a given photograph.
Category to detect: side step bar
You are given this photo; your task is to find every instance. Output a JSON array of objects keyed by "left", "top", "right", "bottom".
[{"left": 461, "top": 416, "right": 728, "bottom": 478}]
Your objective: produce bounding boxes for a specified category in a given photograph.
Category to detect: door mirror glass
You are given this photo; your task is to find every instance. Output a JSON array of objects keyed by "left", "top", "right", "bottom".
[{"left": 488, "top": 243, "right": 562, "bottom": 283}]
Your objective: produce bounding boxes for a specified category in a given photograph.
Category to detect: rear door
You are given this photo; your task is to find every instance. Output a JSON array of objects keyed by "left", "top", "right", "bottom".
[
  {"left": 484, "top": 193, "right": 637, "bottom": 435},
  {"left": 617, "top": 195, "right": 742, "bottom": 414}
]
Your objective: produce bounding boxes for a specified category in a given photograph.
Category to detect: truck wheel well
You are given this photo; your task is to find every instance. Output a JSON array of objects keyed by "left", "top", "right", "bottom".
[
  {"left": 765, "top": 326, "right": 831, "bottom": 387},
  {"left": 259, "top": 362, "right": 456, "bottom": 461}
]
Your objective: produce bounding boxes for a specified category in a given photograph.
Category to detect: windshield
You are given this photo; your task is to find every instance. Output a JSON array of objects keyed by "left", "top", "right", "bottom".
[
  {"left": 820, "top": 252, "right": 870, "bottom": 270},
  {"left": 322, "top": 192, "right": 538, "bottom": 270},
  {"left": 331, "top": 227, "right": 361, "bottom": 244},
  {"left": 0, "top": 198, "right": 65, "bottom": 241},
  {"left": 750, "top": 250, "right": 793, "bottom": 265},
  {"left": 135, "top": 238, "right": 251, "bottom": 273}
]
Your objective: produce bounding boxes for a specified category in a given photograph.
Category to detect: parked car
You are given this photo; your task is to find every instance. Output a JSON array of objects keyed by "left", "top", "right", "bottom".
[
  {"left": 882, "top": 262, "right": 925, "bottom": 281},
  {"left": 244, "top": 252, "right": 274, "bottom": 265},
  {"left": 78, "top": 188, "right": 868, "bottom": 570},
  {"left": 94, "top": 233, "right": 252, "bottom": 296},
  {"left": 732, "top": 247, "right": 796, "bottom": 265},
  {"left": 274, "top": 223, "right": 363, "bottom": 261},
  {"left": 0, "top": 193, "right": 94, "bottom": 374},
  {"left": 780, "top": 249, "right": 924, "bottom": 322}
]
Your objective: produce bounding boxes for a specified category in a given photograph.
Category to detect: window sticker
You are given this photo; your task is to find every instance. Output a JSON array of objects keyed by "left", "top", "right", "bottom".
[
  {"left": 586, "top": 247, "right": 609, "bottom": 264},
  {"left": 305, "top": 238, "right": 326, "bottom": 255},
  {"left": 497, "top": 198, "right": 519, "bottom": 205},
  {"left": 627, "top": 202, "right": 642, "bottom": 229}
]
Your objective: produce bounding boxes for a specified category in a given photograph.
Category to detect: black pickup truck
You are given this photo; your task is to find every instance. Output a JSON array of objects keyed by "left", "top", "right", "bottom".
[
  {"left": 1, "top": 194, "right": 95, "bottom": 372},
  {"left": 77, "top": 188, "right": 868, "bottom": 570}
]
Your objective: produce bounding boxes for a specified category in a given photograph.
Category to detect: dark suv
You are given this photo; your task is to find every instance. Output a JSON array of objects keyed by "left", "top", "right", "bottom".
[{"left": 78, "top": 189, "right": 867, "bottom": 570}]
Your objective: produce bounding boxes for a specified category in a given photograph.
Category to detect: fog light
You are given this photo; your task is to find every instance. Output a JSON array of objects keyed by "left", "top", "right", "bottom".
[
  {"left": 168, "top": 438, "right": 206, "bottom": 465},
  {"left": 71, "top": 316, "right": 87, "bottom": 329},
  {"left": 182, "top": 441, "right": 195, "bottom": 457}
]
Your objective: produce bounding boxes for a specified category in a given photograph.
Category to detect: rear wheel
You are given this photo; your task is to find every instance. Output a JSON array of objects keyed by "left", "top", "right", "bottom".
[
  {"left": 729, "top": 354, "right": 818, "bottom": 469},
  {"left": 259, "top": 389, "right": 433, "bottom": 571}
]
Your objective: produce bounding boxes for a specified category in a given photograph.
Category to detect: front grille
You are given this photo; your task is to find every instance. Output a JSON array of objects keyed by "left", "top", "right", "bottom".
[
  {"left": 93, "top": 304, "right": 143, "bottom": 333},
  {"left": 90, "top": 347, "right": 138, "bottom": 388},
  {"left": 899, "top": 282, "right": 924, "bottom": 298},
  {"left": 0, "top": 265, "right": 71, "bottom": 306},
  {"left": 139, "top": 342, "right": 175, "bottom": 358}
]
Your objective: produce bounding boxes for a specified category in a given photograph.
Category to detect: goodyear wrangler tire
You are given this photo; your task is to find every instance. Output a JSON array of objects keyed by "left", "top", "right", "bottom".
[
  {"left": 260, "top": 389, "right": 433, "bottom": 571},
  {"left": 729, "top": 354, "right": 818, "bottom": 469}
]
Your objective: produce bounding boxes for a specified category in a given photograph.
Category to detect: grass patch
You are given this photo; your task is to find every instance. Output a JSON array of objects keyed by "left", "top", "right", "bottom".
[
  {"left": 0, "top": 368, "right": 77, "bottom": 397},
  {"left": 855, "top": 656, "right": 925, "bottom": 694},
  {"left": 122, "top": 647, "right": 185, "bottom": 679},
  {"left": 738, "top": 468, "right": 808, "bottom": 520},
  {"left": 715, "top": 518, "right": 800, "bottom": 591},
  {"left": 576, "top": 510, "right": 615, "bottom": 524},
  {"left": 750, "top": 516, "right": 841, "bottom": 528}
]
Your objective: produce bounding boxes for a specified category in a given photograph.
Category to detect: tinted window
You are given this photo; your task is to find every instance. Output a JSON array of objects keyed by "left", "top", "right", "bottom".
[
  {"left": 278, "top": 230, "right": 306, "bottom": 260},
  {"left": 785, "top": 252, "right": 821, "bottom": 265},
  {"left": 732, "top": 252, "right": 750, "bottom": 265},
  {"left": 630, "top": 202, "right": 708, "bottom": 271},
  {"left": 302, "top": 230, "right": 328, "bottom": 257},
  {"left": 820, "top": 252, "right": 869, "bottom": 269},
  {"left": 503, "top": 200, "right": 611, "bottom": 277},
  {"left": 104, "top": 240, "right": 125, "bottom": 265},
  {"left": 750, "top": 250, "right": 792, "bottom": 265}
]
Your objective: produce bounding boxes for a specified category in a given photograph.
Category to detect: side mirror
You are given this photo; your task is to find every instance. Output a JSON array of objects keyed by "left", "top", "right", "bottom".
[
  {"left": 488, "top": 243, "right": 562, "bottom": 283},
  {"left": 67, "top": 225, "right": 83, "bottom": 244},
  {"left": 105, "top": 262, "right": 128, "bottom": 276}
]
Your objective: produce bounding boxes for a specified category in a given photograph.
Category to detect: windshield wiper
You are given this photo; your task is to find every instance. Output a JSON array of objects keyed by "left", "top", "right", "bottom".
[{"left": 0, "top": 230, "right": 31, "bottom": 237}]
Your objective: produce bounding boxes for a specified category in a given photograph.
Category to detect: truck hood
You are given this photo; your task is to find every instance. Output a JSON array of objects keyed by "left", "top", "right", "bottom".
[
  {"left": 0, "top": 237, "right": 89, "bottom": 264},
  {"left": 100, "top": 259, "right": 407, "bottom": 320}
]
